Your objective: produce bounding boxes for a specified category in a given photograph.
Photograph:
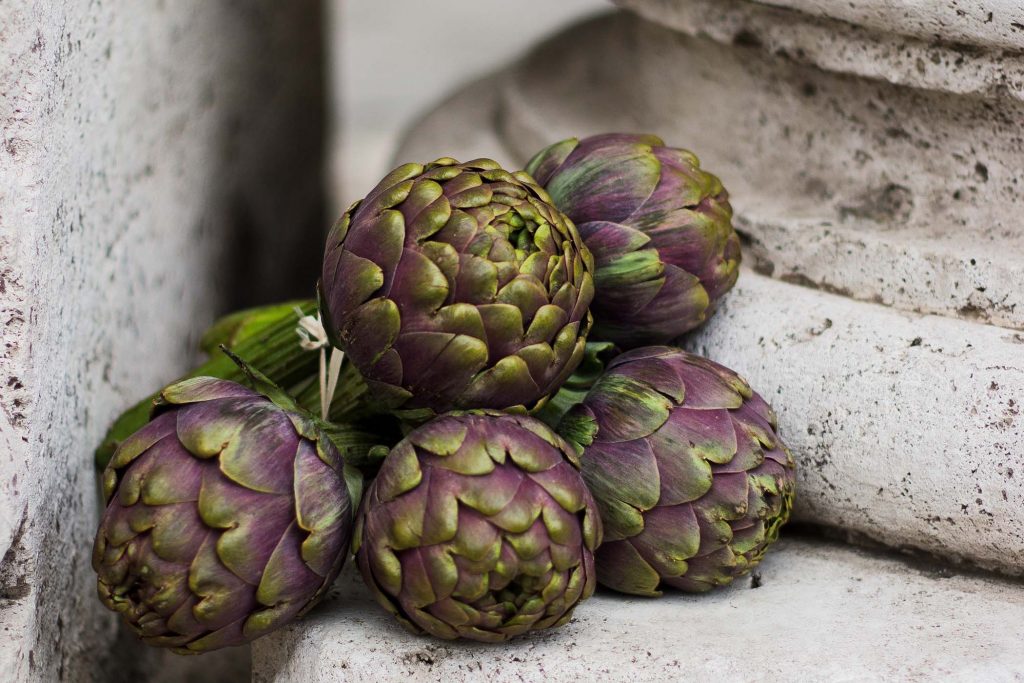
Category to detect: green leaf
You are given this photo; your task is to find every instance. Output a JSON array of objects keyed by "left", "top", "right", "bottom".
[{"left": 199, "top": 300, "right": 311, "bottom": 355}]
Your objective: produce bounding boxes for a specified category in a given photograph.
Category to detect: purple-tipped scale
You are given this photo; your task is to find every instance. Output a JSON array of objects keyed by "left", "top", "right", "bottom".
[
  {"left": 559, "top": 347, "right": 795, "bottom": 595},
  {"left": 354, "top": 411, "right": 601, "bottom": 642},
  {"left": 320, "top": 157, "right": 595, "bottom": 419},
  {"left": 526, "top": 133, "right": 740, "bottom": 348},
  {"left": 92, "top": 377, "right": 364, "bottom": 653}
]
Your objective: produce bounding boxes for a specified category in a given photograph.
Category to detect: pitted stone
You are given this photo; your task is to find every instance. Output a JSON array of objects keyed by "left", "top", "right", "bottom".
[
  {"left": 0, "top": 1, "right": 322, "bottom": 679},
  {"left": 615, "top": 0, "right": 1024, "bottom": 99},
  {"left": 755, "top": 0, "right": 1024, "bottom": 52},
  {"left": 494, "top": 12, "right": 1024, "bottom": 330}
]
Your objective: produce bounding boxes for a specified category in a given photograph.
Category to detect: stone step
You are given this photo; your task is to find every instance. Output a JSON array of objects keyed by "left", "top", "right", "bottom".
[
  {"left": 390, "top": 11, "right": 1024, "bottom": 577},
  {"left": 251, "top": 536, "right": 1024, "bottom": 682}
]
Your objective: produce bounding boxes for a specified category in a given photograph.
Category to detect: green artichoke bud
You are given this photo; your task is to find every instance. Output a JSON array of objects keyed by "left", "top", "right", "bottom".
[
  {"left": 320, "top": 158, "right": 596, "bottom": 420},
  {"left": 559, "top": 347, "right": 795, "bottom": 595},
  {"left": 93, "top": 376, "right": 369, "bottom": 653},
  {"left": 526, "top": 134, "right": 740, "bottom": 348},
  {"left": 354, "top": 411, "right": 602, "bottom": 642}
]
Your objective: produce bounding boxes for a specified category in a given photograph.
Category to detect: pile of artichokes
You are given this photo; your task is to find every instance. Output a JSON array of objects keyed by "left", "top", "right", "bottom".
[{"left": 93, "top": 133, "right": 795, "bottom": 653}]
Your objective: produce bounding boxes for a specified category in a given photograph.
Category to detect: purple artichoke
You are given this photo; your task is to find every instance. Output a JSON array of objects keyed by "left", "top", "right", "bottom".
[
  {"left": 526, "top": 133, "right": 740, "bottom": 348},
  {"left": 93, "top": 377, "right": 363, "bottom": 653},
  {"left": 354, "top": 411, "right": 601, "bottom": 642},
  {"left": 320, "top": 157, "right": 595, "bottom": 419},
  {"left": 559, "top": 347, "right": 795, "bottom": 595}
]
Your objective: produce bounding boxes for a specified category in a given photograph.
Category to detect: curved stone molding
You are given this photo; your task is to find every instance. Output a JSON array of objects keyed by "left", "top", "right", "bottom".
[
  {"left": 684, "top": 271, "right": 1024, "bottom": 576},
  {"left": 755, "top": 0, "right": 1024, "bottom": 52},
  {"left": 497, "top": 12, "right": 1024, "bottom": 330},
  {"left": 615, "top": 0, "right": 1024, "bottom": 100},
  {"left": 391, "top": 10, "right": 1024, "bottom": 576}
]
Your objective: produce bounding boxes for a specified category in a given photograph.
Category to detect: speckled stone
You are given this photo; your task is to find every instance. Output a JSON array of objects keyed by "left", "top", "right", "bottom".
[
  {"left": 684, "top": 271, "right": 1024, "bottom": 576},
  {"left": 496, "top": 11, "right": 1024, "bottom": 329},
  {"left": 615, "top": 0, "right": 1024, "bottom": 99},
  {"left": 387, "top": 6, "right": 1024, "bottom": 576},
  {"left": 252, "top": 537, "right": 1024, "bottom": 682},
  {"left": 751, "top": 0, "right": 1024, "bottom": 52},
  {"left": 0, "top": 1, "right": 323, "bottom": 680},
  {"left": 400, "top": 9, "right": 1024, "bottom": 329}
]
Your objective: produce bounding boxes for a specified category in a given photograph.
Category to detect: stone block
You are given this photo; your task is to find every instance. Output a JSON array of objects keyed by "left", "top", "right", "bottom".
[
  {"left": 0, "top": 1, "right": 323, "bottom": 679},
  {"left": 685, "top": 272, "right": 1024, "bottom": 576}
]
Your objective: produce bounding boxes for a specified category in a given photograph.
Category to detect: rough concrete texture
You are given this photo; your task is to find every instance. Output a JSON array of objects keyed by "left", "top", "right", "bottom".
[
  {"left": 498, "top": 11, "right": 1024, "bottom": 329},
  {"left": 398, "top": 10, "right": 1024, "bottom": 329},
  {"left": 754, "top": 0, "right": 1024, "bottom": 52},
  {"left": 684, "top": 272, "right": 1024, "bottom": 576},
  {"left": 388, "top": 10, "right": 1024, "bottom": 575},
  {"left": 252, "top": 537, "right": 1024, "bottom": 682},
  {"left": 615, "top": 0, "right": 1024, "bottom": 101},
  {"left": 0, "top": 1, "right": 324, "bottom": 680}
]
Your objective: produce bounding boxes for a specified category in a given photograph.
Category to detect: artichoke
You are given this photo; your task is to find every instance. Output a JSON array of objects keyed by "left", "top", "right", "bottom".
[
  {"left": 93, "top": 377, "right": 366, "bottom": 653},
  {"left": 526, "top": 133, "right": 740, "bottom": 348},
  {"left": 320, "top": 157, "right": 595, "bottom": 419},
  {"left": 354, "top": 411, "right": 601, "bottom": 642},
  {"left": 558, "top": 347, "right": 795, "bottom": 595}
]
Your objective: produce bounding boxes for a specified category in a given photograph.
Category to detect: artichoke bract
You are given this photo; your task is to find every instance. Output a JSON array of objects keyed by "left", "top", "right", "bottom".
[
  {"left": 559, "top": 347, "right": 795, "bottom": 595},
  {"left": 354, "top": 411, "right": 601, "bottom": 642},
  {"left": 93, "top": 377, "right": 362, "bottom": 653},
  {"left": 320, "top": 158, "right": 595, "bottom": 419},
  {"left": 526, "top": 133, "right": 740, "bottom": 348}
]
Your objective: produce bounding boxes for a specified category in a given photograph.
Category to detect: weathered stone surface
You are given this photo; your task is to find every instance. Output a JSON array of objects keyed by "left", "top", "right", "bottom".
[
  {"left": 684, "top": 272, "right": 1024, "bottom": 576},
  {"left": 615, "top": 0, "right": 1024, "bottom": 100},
  {"left": 388, "top": 8, "right": 1024, "bottom": 576},
  {"left": 497, "top": 11, "right": 1024, "bottom": 330},
  {"left": 252, "top": 537, "right": 1024, "bottom": 681},
  {"left": 0, "top": 1, "right": 323, "bottom": 680},
  {"left": 398, "top": 10, "right": 1024, "bottom": 331},
  {"left": 754, "top": 0, "right": 1024, "bottom": 52}
]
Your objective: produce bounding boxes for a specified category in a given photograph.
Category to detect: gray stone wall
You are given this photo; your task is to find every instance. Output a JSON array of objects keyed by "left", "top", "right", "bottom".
[{"left": 0, "top": 2, "right": 324, "bottom": 680}]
